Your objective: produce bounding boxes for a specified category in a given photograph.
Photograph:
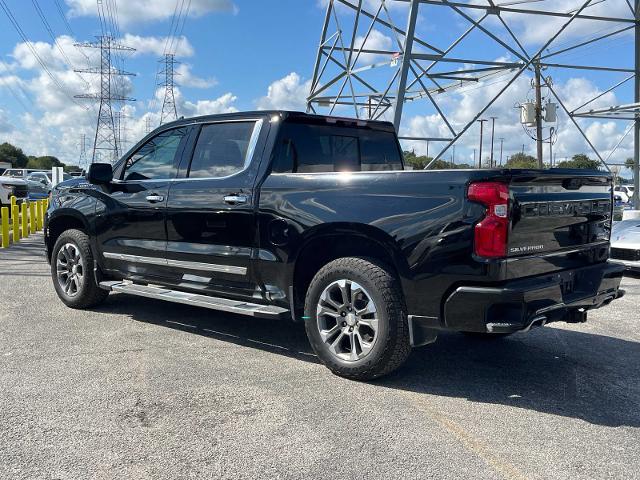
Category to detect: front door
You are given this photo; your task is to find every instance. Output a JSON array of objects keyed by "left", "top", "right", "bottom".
[
  {"left": 96, "top": 126, "right": 191, "bottom": 283},
  {"left": 164, "top": 119, "right": 265, "bottom": 300}
]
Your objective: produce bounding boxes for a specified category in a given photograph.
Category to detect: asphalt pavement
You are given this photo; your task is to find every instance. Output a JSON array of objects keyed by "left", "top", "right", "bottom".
[{"left": 1, "top": 234, "right": 639, "bottom": 480}]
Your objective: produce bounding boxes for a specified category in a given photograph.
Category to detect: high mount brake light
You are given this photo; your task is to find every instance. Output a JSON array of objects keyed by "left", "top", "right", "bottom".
[{"left": 468, "top": 182, "right": 510, "bottom": 258}]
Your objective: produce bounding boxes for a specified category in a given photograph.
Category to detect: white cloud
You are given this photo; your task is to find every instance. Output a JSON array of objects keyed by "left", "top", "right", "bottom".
[
  {"left": 175, "top": 64, "right": 217, "bottom": 89},
  {"left": 123, "top": 34, "right": 194, "bottom": 58},
  {"left": 65, "top": 0, "right": 238, "bottom": 26},
  {"left": 256, "top": 72, "right": 311, "bottom": 111},
  {"left": 0, "top": 109, "right": 12, "bottom": 133}
]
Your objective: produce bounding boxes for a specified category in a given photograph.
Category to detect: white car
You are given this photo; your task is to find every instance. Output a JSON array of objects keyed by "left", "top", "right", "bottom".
[
  {"left": 0, "top": 176, "right": 28, "bottom": 207},
  {"left": 613, "top": 187, "right": 630, "bottom": 204},
  {"left": 610, "top": 219, "right": 640, "bottom": 272}
]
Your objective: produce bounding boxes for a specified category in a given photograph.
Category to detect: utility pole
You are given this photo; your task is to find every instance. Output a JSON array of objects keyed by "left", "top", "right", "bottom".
[
  {"left": 79, "top": 134, "right": 87, "bottom": 169},
  {"left": 499, "top": 138, "right": 504, "bottom": 166},
  {"left": 75, "top": 36, "right": 136, "bottom": 163},
  {"left": 477, "top": 119, "right": 487, "bottom": 168},
  {"left": 534, "top": 60, "right": 544, "bottom": 168},
  {"left": 549, "top": 127, "right": 555, "bottom": 168},
  {"left": 489, "top": 116, "right": 497, "bottom": 167},
  {"left": 159, "top": 53, "right": 179, "bottom": 125},
  {"left": 452, "top": 145, "right": 456, "bottom": 167}
]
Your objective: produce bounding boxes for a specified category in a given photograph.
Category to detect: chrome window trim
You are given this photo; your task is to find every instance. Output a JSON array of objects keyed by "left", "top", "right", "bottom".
[{"left": 103, "top": 252, "right": 247, "bottom": 275}]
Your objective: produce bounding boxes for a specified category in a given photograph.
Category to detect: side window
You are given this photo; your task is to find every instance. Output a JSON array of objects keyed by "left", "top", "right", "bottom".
[
  {"left": 188, "top": 122, "right": 258, "bottom": 179},
  {"left": 272, "top": 123, "right": 403, "bottom": 173},
  {"left": 122, "top": 127, "right": 188, "bottom": 181},
  {"left": 360, "top": 131, "right": 403, "bottom": 171}
]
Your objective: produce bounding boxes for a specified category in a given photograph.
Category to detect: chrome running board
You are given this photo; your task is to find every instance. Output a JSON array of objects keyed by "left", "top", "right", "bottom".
[{"left": 100, "top": 281, "right": 290, "bottom": 320}]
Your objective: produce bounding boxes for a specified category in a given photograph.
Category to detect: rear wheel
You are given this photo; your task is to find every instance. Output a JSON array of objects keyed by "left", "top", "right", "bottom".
[
  {"left": 304, "top": 257, "right": 411, "bottom": 381},
  {"left": 51, "top": 229, "right": 108, "bottom": 309}
]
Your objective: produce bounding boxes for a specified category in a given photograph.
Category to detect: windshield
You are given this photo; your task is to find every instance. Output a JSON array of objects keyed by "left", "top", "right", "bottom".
[{"left": 2, "top": 169, "right": 25, "bottom": 177}]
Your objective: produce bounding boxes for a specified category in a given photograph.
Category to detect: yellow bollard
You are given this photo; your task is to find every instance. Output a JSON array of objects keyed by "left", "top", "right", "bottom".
[
  {"left": 1, "top": 207, "right": 9, "bottom": 248},
  {"left": 29, "top": 202, "right": 36, "bottom": 234},
  {"left": 10, "top": 195, "right": 17, "bottom": 211},
  {"left": 21, "top": 202, "right": 28, "bottom": 238},
  {"left": 11, "top": 204, "right": 20, "bottom": 242},
  {"left": 37, "top": 200, "right": 44, "bottom": 231}
]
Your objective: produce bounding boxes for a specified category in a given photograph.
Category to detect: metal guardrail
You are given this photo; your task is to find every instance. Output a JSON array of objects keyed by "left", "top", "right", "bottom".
[{"left": 0, "top": 196, "right": 48, "bottom": 248}]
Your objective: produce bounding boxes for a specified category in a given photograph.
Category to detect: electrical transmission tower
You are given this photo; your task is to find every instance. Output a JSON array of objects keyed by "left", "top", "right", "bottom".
[
  {"left": 308, "top": 0, "right": 640, "bottom": 207},
  {"left": 159, "top": 53, "right": 179, "bottom": 125},
  {"left": 113, "top": 111, "right": 129, "bottom": 154},
  {"left": 75, "top": 36, "right": 136, "bottom": 163}
]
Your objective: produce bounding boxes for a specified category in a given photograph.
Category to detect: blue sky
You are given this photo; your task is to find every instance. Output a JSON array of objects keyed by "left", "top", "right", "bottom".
[{"left": 0, "top": 0, "right": 637, "bottom": 174}]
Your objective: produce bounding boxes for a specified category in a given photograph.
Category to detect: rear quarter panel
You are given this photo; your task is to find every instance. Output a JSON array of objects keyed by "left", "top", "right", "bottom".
[{"left": 257, "top": 170, "right": 491, "bottom": 317}]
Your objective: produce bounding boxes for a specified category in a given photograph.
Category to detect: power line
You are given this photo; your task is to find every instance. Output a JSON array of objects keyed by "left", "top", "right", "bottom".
[
  {"left": 54, "top": 0, "right": 75, "bottom": 37},
  {"left": 0, "top": 0, "right": 87, "bottom": 110},
  {"left": 31, "top": 0, "right": 91, "bottom": 90}
]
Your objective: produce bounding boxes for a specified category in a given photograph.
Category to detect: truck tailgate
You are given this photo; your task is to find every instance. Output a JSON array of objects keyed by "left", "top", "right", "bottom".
[{"left": 506, "top": 171, "right": 612, "bottom": 278}]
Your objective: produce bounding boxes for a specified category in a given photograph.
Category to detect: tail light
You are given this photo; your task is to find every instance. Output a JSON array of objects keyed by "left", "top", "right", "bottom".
[{"left": 468, "top": 181, "right": 510, "bottom": 258}]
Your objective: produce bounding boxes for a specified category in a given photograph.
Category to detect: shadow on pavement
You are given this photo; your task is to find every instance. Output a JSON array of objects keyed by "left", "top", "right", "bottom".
[
  {"left": 95, "top": 292, "right": 640, "bottom": 429},
  {"left": 95, "top": 294, "right": 317, "bottom": 364}
]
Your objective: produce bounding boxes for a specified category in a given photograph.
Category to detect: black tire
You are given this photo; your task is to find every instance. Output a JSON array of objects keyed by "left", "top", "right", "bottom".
[
  {"left": 304, "top": 257, "right": 411, "bottom": 381},
  {"left": 51, "top": 229, "right": 109, "bottom": 309}
]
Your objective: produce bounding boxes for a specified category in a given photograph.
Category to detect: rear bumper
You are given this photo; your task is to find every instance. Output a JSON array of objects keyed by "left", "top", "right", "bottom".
[{"left": 441, "top": 262, "right": 625, "bottom": 333}]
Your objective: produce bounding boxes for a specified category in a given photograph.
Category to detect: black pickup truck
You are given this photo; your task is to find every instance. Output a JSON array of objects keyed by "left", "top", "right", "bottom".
[{"left": 45, "top": 111, "right": 625, "bottom": 380}]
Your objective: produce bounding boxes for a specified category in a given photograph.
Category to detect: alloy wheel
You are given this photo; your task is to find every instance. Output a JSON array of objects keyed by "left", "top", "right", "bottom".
[
  {"left": 56, "top": 243, "right": 84, "bottom": 297},
  {"left": 316, "top": 279, "right": 379, "bottom": 362}
]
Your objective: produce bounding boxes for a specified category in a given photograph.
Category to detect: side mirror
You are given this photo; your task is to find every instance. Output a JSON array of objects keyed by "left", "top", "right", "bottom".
[{"left": 87, "top": 163, "right": 113, "bottom": 185}]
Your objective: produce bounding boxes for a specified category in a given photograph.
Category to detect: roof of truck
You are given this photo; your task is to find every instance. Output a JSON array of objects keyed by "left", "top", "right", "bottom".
[{"left": 159, "top": 110, "right": 397, "bottom": 133}]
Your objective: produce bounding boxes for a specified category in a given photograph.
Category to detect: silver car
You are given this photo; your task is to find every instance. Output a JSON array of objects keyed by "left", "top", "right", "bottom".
[{"left": 610, "top": 219, "right": 640, "bottom": 272}]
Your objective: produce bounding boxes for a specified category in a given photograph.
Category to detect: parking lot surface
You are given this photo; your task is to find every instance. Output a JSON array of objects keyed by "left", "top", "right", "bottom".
[{"left": 1, "top": 235, "right": 639, "bottom": 480}]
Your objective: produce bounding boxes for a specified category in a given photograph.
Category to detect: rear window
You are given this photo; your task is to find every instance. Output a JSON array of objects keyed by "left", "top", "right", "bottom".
[{"left": 272, "top": 122, "right": 403, "bottom": 173}]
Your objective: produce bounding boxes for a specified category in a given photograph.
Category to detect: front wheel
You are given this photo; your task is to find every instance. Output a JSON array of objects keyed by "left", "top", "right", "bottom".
[
  {"left": 304, "top": 257, "right": 411, "bottom": 381},
  {"left": 51, "top": 229, "right": 109, "bottom": 309}
]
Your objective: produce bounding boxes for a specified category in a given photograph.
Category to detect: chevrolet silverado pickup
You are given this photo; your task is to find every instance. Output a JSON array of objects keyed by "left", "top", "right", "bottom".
[{"left": 45, "top": 111, "right": 625, "bottom": 380}]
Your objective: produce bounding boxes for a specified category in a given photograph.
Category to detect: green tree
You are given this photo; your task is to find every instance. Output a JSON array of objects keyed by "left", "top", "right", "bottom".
[
  {"left": 0, "top": 142, "right": 28, "bottom": 167},
  {"left": 403, "top": 151, "right": 432, "bottom": 170},
  {"left": 556, "top": 153, "right": 601, "bottom": 170},
  {"left": 505, "top": 152, "right": 538, "bottom": 169},
  {"left": 27, "top": 155, "right": 64, "bottom": 170},
  {"left": 64, "top": 164, "right": 82, "bottom": 173}
]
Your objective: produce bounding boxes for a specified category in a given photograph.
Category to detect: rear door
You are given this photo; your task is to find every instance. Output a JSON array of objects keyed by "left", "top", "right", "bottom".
[
  {"left": 164, "top": 118, "right": 266, "bottom": 300},
  {"left": 96, "top": 126, "right": 191, "bottom": 282},
  {"left": 507, "top": 171, "right": 612, "bottom": 277}
]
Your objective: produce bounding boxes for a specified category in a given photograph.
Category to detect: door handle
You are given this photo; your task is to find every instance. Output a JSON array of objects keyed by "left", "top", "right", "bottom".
[
  {"left": 145, "top": 194, "right": 165, "bottom": 203},
  {"left": 224, "top": 194, "right": 249, "bottom": 205}
]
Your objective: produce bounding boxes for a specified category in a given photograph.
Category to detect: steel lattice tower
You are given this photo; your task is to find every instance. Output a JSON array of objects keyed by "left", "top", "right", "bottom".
[
  {"left": 75, "top": 36, "right": 136, "bottom": 163},
  {"left": 308, "top": 0, "right": 640, "bottom": 206},
  {"left": 159, "top": 53, "right": 179, "bottom": 125}
]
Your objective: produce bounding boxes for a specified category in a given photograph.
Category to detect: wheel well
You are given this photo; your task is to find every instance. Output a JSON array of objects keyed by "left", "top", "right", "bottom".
[
  {"left": 292, "top": 234, "right": 399, "bottom": 311},
  {"left": 46, "top": 216, "right": 86, "bottom": 260}
]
